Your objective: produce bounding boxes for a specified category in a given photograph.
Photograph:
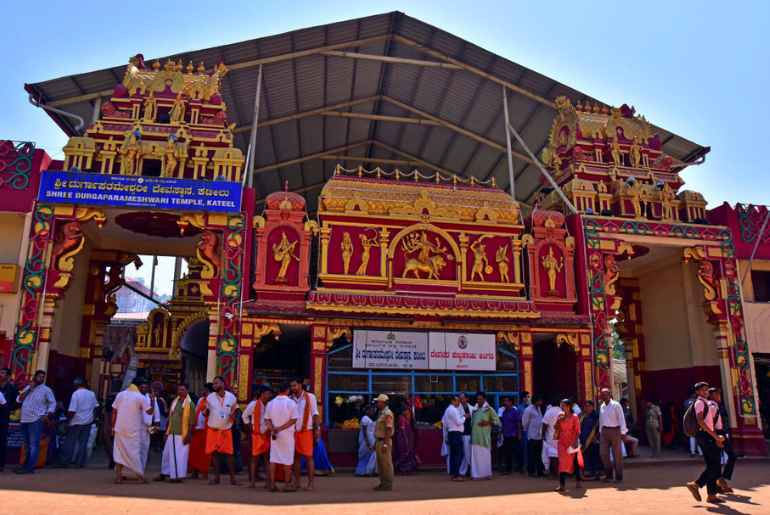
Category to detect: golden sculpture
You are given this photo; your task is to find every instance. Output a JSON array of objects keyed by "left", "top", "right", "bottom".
[
  {"left": 142, "top": 91, "right": 157, "bottom": 123},
  {"left": 470, "top": 235, "right": 492, "bottom": 281},
  {"left": 401, "top": 231, "right": 449, "bottom": 280},
  {"left": 610, "top": 136, "right": 622, "bottom": 166},
  {"left": 630, "top": 137, "right": 642, "bottom": 168},
  {"left": 541, "top": 246, "right": 564, "bottom": 293},
  {"left": 356, "top": 231, "right": 378, "bottom": 276},
  {"left": 661, "top": 183, "right": 676, "bottom": 221},
  {"left": 170, "top": 93, "right": 186, "bottom": 124},
  {"left": 119, "top": 130, "right": 141, "bottom": 175},
  {"left": 341, "top": 232, "right": 354, "bottom": 275},
  {"left": 272, "top": 231, "right": 299, "bottom": 282},
  {"left": 163, "top": 136, "right": 178, "bottom": 177},
  {"left": 496, "top": 245, "right": 510, "bottom": 283}
]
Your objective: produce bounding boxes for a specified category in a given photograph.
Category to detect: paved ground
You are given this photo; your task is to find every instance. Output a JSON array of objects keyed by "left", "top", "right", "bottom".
[{"left": 0, "top": 461, "right": 767, "bottom": 515}]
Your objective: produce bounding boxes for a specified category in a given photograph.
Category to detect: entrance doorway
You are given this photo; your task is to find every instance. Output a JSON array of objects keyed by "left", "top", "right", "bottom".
[
  {"left": 532, "top": 334, "right": 578, "bottom": 403},
  {"left": 252, "top": 325, "right": 310, "bottom": 387}
]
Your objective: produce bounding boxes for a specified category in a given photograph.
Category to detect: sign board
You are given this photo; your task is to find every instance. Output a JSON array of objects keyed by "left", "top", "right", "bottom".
[
  {"left": 353, "top": 330, "right": 429, "bottom": 369},
  {"left": 38, "top": 170, "right": 242, "bottom": 213},
  {"left": 428, "top": 332, "right": 497, "bottom": 371},
  {"left": 0, "top": 264, "right": 18, "bottom": 293},
  {"left": 352, "top": 330, "right": 496, "bottom": 371}
]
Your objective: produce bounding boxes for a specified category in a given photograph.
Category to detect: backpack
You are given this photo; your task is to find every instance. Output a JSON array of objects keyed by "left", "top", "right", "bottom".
[{"left": 682, "top": 399, "right": 700, "bottom": 437}]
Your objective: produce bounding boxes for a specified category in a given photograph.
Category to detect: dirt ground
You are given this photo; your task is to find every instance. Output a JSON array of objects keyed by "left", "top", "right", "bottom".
[{"left": 0, "top": 461, "right": 767, "bottom": 515}]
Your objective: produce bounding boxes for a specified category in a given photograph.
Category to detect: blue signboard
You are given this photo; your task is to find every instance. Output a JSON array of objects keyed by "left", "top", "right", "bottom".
[{"left": 38, "top": 170, "right": 242, "bottom": 213}]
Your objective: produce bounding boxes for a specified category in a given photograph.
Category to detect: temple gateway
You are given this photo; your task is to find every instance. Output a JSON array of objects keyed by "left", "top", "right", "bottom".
[{"left": 3, "top": 12, "right": 764, "bottom": 463}]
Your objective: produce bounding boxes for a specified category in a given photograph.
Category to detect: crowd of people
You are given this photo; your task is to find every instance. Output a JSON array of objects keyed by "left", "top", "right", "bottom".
[{"left": 0, "top": 368, "right": 742, "bottom": 504}]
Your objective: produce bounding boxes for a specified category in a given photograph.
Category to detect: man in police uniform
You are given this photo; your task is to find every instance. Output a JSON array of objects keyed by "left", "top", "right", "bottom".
[{"left": 373, "top": 394, "right": 394, "bottom": 491}]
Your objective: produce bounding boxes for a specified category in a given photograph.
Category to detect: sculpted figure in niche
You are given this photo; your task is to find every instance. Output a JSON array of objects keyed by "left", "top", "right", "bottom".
[
  {"left": 541, "top": 246, "right": 564, "bottom": 294},
  {"left": 170, "top": 93, "right": 186, "bottom": 124},
  {"left": 272, "top": 231, "right": 299, "bottom": 282},
  {"left": 470, "top": 235, "right": 492, "bottom": 281},
  {"left": 341, "top": 232, "right": 354, "bottom": 275},
  {"left": 356, "top": 231, "right": 378, "bottom": 276},
  {"left": 496, "top": 245, "right": 510, "bottom": 283}
]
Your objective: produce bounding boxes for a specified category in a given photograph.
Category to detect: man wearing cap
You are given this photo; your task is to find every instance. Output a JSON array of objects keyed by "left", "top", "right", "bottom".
[
  {"left": 58, "top": 378, "right": 98, "bottom": 468},
  {"left": 373, "top": 394, "right": 394, "bottom": 491},
  {"left": 686, "top": 382, "right": 726, "bottom": 504}
]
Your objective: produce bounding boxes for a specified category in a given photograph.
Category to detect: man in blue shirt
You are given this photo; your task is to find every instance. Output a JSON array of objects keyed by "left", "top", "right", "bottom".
[{"left": 499, "top": 396, "right": 522, "bottom": 474}]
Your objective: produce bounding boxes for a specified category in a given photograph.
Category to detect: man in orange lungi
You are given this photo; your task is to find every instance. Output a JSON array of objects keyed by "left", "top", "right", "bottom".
[
  {"left": 290, "top": 378, "right": 320, "bottom": 490},
  {"left": 205, "top": 376, "right": 238, "bottom": 485},
  {"left": 189, "top": 383, "right": 214, "bottom": 479},
  {"left": 242, "top": 385, "right": 273, "bottom": 488}
]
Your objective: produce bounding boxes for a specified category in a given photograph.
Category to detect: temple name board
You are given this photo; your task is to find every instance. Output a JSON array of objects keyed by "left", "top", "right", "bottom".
[
  {"left": 38, "top": 170, "right": 242, "bottom": 213},
  {"left": 353, "top": 330, "right": 496, "bottom": 371}
]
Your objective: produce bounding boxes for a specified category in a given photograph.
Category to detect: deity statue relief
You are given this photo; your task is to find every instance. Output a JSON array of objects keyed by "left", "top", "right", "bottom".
[
  {"left": 272, "top": 231, "right": 299, "bottom": 282},
  {"left": 163, "top": 135, "right": 178, "bottom": 177},
  {"left": 355, "top": 231, "right": 378, "bottom": 276},
  {"left": 170, "top": 93, "right": 185, "bottom": 123},
  {"left": 496, "top": 245, "right": 510, "bottom": 283},
  {"left": 630, "top": 137, "right": 642, "bottom": 168},
  {"left": 341, "top": 232, "right": 354, "bottom": 275},
  {"left": 119, "top": 130, "right": 142, "bottom": 175},
  {"left": 541, "top": 246, "right": 564, "bottom": 293},
  {"left": 470, "top": 235, "right": 492, "bottom": 281},
  {"left": 610, "top": 136, "right": 622, "bottom": 166},
  {"left": 660, "top": 183, "right": 676, "bottom": 221},
  {"left": 401, "top": 231, "right": 450, "bottom": 280},
  {"left": 142, "top": 91, "right": 157, "bottom": 123}
]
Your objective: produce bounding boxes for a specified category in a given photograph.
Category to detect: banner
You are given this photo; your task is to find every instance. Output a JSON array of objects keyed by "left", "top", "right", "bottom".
[
  {"left": 38, "top": 170, "right": 242, "bottom": 213},
  {"left": 429, "top": 332, "right": 496, "bottom": 371},
  {"left": 353, "top": 330, "right": 429, "bottom": 369}
]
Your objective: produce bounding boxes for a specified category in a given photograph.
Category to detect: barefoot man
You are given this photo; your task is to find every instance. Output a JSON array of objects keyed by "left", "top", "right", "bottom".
[
  {"left": 111, "top": 379, "right": 154, "bottom": 483},
  {"left": 156, "top": 383, "right": 196, "bottom": 483},
  {"left": 265, "top": 382, "right": 297, "bottom": 492},
  {"left": 243, "top": 385, "right": 273, "bottom": 488},
  {"left": 290, "top": 378, "right": 320, "bottom": 490},
  {"left": 205, "top": 376, "right": 238, "bottom": 485}
]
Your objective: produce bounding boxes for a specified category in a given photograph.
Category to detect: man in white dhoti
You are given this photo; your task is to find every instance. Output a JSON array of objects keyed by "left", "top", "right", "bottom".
[
  {"left": 470, "top": 392, "right": 500, "bottom": 480},
  {"left": 264, "top": 382, "right": 297, "bottom": 492},
  {"left": 155, "top": 384, "right": 195, "bottom": 483},
  {"left": 458, "top": 393, "right": 475, "bottom": 476},
  {"left": 541, "top": 399, "right": 563, "bottom": 476},
  {"left": 111, "top": 380, "right": 154, "bottom": 483},
  {"left": 138, "top": 381, "right": 156, "bottom": 470}
]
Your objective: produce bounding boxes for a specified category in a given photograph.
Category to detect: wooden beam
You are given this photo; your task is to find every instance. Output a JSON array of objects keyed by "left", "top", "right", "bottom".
[
  {"left": 319, "top": 110, "right": 438, "bottom": 126},
  {"left": 381, "top": 96, "right": 536, "bottom": 166},
  {"left": 46, "top": 35, "right": 391, "bottom": 108},
  {"left": 321, "top": 50, "right": 461, "bottom": 70},
  {"left": 392, "top": 34, "right": 555, "bottom": 109},
  {"left": 252, "top": 140, "right": 371, "bottom": 174},
  {"left": 233, "top": 96, "right": 380, "bottom": 133}
]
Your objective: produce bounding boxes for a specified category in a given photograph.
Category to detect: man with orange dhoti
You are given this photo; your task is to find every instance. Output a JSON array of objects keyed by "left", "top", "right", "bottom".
[
  {"left": 189, "top": 383, "right": 213, "bottom": 479},
  {"left": 243, "top": 385, "right": 272, "bottom": 488},
  {"left": 205, "top": 376, "right": 238, "bottom": 485},
  {"left": 290, "top": 378, "right": 320, "bottom": 491}
]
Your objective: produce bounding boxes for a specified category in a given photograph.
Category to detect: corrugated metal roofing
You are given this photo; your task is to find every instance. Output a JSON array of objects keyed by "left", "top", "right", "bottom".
[{"left": 25, "top": 11, "right": 709, "bottom": 207}]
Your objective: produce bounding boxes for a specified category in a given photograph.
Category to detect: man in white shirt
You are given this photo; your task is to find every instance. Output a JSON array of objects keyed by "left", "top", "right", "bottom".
[
  {"left": 599, "top": 388, "right": 628, "bottom": 482},
  {"left": 15, "top": 370, "right": 56, "bottom": 474},
  {"left": 541, "top": 399, "right": 562, "bottom": 475},
  {"left": 290, "top": 379, "right": 319, "bottom": 490},
  {"left": 265, "top": 382, "right": 298, "bottom": 492},
  {"left": 443, "top": 395, "right": 466, "bottom": 481},
  {"left": 205, "top": 375, "right": 238, "bottom": 485},
  {"left": 522, "top": 396, "right": 545, "bottom": 477},
  {"left": 58, "top": 378, "right": 98, "bottom": 468},
  {"left": 111, "top": 380, "right": 154, "bottom": 483},
  {"left": 243, "top": 385, "right": 273, "bottom": 487}
]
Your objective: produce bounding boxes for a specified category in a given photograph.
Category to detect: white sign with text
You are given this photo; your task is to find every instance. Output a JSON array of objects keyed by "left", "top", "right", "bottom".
[
  {"left": 428, "top": 332, "right": 497, "bottom": 371},
  {"left": 352, "top": 330, "right": 429, "bottom": 369}
]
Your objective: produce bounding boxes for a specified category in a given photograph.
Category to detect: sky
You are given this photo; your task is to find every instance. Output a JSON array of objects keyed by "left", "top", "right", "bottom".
[{"left": 1, "top": 0, "right": 768, "bottom": 210}]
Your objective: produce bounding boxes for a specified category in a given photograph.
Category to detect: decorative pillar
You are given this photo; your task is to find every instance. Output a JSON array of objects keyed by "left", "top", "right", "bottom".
[
  {"left": 310, "top": 324, "right": 329, "bottom": 423},
  {"left": 520, "top": 331, "right": 533, "bottom": 395},
  {"left": 578, "top": 333, "right": 594, "bottom": 402}
]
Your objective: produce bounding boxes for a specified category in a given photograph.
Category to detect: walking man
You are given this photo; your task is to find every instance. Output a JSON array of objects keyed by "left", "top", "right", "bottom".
[
  {"left": 443, "top": 395, "right": 465, "bottom": 481},
  {"left": 599, "top": 387, "right": 627, "bottom": 482},
  {"left": 290, "top": 378, "right": 319, "bottom": 490},
  {"left": 522, "top": 395, "right": 544, "bottom": 477},
  {"left": 0, "top": 367, "right": 18, "bottom": 472},
  {"left": 156, "top": 383, "right": 195, "bottom": 482},
  {"left": 15, "top": 370, "right": 56, "bottom": 474},
  {"left": 205, "top": 376, "right": 238, "bottom": 485},
  {"left": 373, "top": 394, "right": 394, "bottom": 491},
  {"left": 112, "top": 379, "right": 154, "bottom": 483},
  {"left": 58, "top": 378, "right": 98, "bottom": 468},
  {"left": 264, "top": 382, "right": 297, "bottom": 492},
  {"left": 710, "top": 387, "right": 736, "bottom": 494},
  {"left": 686, "top": 382, "right": 726, "bottom": 504}
]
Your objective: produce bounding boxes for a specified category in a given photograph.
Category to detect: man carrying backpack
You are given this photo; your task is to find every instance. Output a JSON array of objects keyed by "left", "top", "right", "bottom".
[{"left": 685, "top": 382, "right": 726, "bottom": 504}]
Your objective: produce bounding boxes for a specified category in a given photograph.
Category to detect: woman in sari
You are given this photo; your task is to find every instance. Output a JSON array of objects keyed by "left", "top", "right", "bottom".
[
  {"left": 555, "top": 398, "right": 583, "bottom": 493},
  {"left": 355, "top": 405, "right": 377, "bottom": 476},
  {"left": 394, "top": 403, "right": 418, "bottom": 474}
]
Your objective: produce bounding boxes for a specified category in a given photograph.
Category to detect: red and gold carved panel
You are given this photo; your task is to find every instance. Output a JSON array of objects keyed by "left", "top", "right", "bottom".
[{"left": 525, "top": 210, "right": 577, "bottom": 306}]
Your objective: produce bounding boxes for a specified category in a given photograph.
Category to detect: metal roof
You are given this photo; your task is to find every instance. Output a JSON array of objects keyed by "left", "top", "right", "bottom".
[{"left": 25, "top": 11, "right": 709, "bottom": 212}]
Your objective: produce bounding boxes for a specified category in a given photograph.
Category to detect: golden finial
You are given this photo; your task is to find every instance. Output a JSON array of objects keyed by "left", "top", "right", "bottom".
[
  {"left": 186, "top": 61, "right": 194, "bottom": 73},
  {"left": 395, "top": 169, "right": 400, "bottom": 180},
  {"left": 435, "top": 172, "right": 440, "bottom": 184},
  {"left": 491, "top": 177, "right": 496, "bottom": 187},
  {"left": 357, "top": 165, "right": 363, "bottom": 178},
  {"left": 196, "top": 62, "right": 206, "bottom": 73}
]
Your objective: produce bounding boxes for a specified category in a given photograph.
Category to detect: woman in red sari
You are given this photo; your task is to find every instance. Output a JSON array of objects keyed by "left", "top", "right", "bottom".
[{"left": 555, "top": 398, "right": 583, "bottom": 493}]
